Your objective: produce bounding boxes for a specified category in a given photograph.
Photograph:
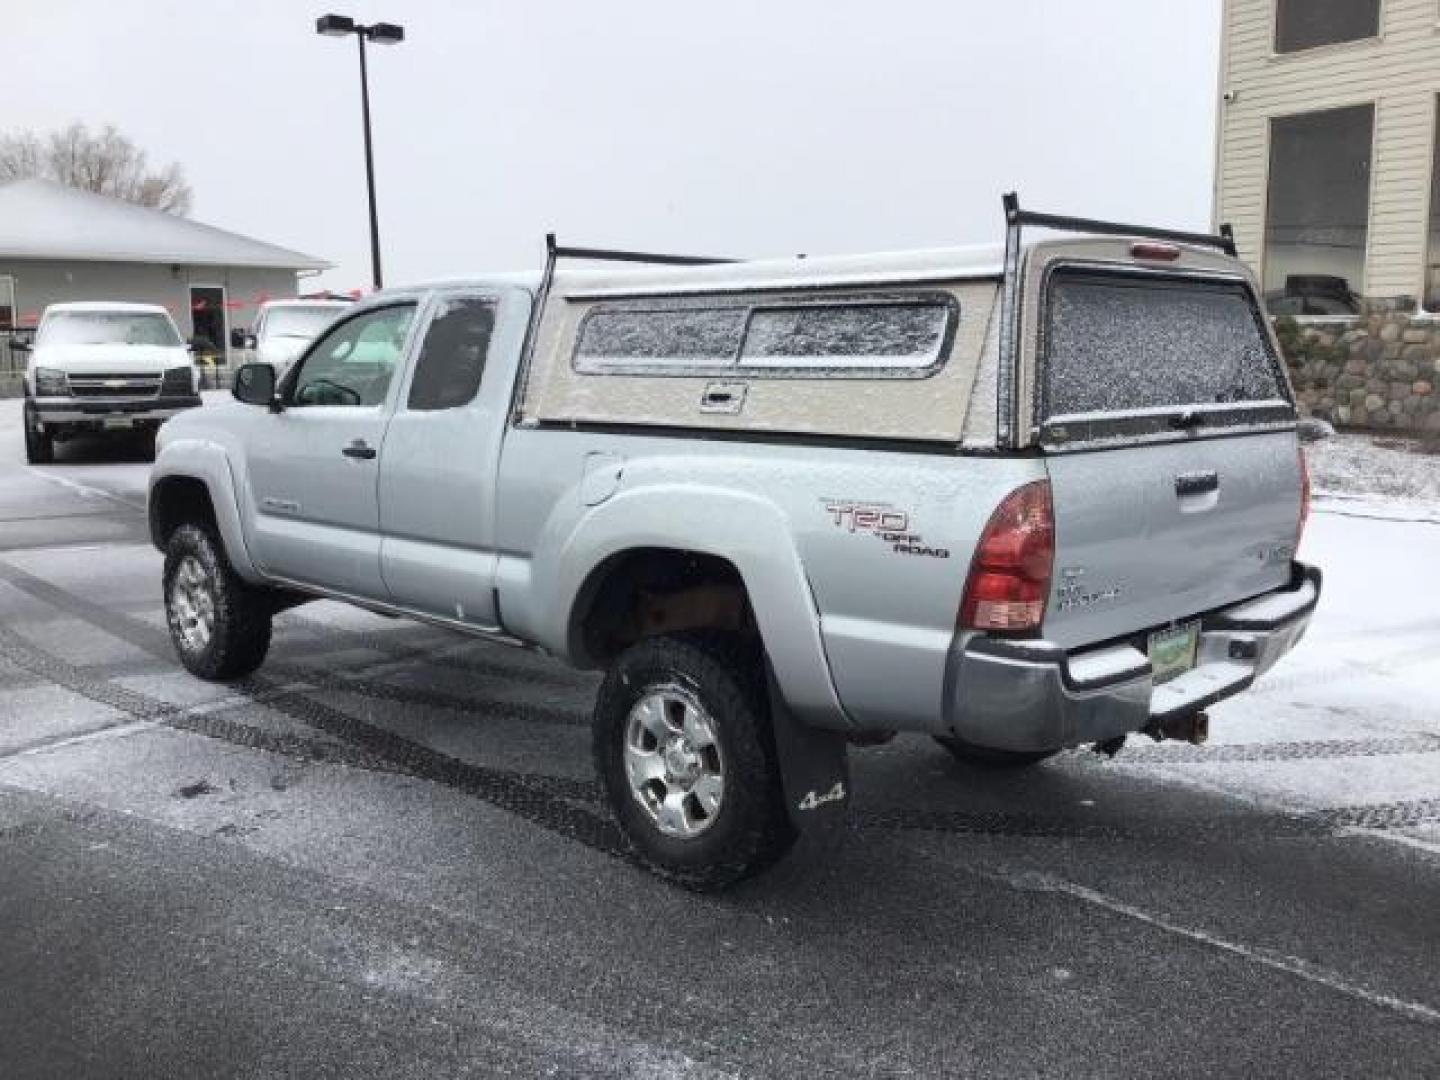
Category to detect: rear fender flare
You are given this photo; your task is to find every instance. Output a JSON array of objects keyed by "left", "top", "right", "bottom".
[{"left": 542, "top": 485, "right": 849, "bottom": 729}]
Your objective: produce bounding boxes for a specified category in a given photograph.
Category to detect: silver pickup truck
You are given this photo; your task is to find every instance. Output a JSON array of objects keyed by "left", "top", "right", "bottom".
[{"left": 149, "top": 198, "right": 1321, "bottom": 888}]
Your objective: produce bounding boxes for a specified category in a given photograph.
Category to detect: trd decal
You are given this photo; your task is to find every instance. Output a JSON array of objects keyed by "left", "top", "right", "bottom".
[{"left": 822, "top": 500, "right": 950, "bottom": 559}]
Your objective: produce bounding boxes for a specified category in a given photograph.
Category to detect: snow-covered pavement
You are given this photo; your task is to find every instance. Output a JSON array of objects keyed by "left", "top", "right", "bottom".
[
  {"left": 0, "top": 397, "right": 1437, "bottom": 1076},
  {"left": 1110, "top": 504, "right": 1440, "bottom": 851}
]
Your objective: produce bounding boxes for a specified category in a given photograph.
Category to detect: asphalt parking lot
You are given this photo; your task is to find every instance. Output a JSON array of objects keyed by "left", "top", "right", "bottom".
[{"left": 1, "top": 398, "right": 1437, "bottom": 1078}]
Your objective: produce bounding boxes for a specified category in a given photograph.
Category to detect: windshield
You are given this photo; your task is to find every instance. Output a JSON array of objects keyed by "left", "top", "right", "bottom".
[
  {"left": 262, "top": 306, "right": 346, "bottom": 341},
  {"left": 38, "top": 311, "right": 181, "bottom": 347}
]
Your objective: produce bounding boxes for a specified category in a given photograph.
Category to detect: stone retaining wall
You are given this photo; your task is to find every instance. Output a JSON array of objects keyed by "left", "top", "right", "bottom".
[{"left": 1275, "top": 313, "right": 1440, "bottom": 433}]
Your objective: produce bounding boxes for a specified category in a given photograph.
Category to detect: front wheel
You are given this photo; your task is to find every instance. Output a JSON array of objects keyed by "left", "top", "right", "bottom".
[
  {"left": 163, "top": 524, "right": 273, "bottom": 681},
  {"left": 593, "top": 634, "right": 795, "bottom": 890},
  {"left": 22, "top": 404, "right": 54, "bottom": 465},
  {"left": 934, "top": 735, "right": 1059, "bottom": 769}
]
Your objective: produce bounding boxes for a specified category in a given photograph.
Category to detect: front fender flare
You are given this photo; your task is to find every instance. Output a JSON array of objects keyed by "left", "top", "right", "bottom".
[{"left": 149, "top": 439, "right": 261, "bottom": 582}]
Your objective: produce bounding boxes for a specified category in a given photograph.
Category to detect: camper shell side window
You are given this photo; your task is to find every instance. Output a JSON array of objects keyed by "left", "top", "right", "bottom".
[{"left": 571, "top": 291, "right": 959, "bottom": 380}]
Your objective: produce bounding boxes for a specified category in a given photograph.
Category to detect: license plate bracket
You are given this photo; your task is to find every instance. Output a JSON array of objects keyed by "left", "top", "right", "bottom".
[{"left": 1148, "top": 620, "right": 1200, "bottom": 684}]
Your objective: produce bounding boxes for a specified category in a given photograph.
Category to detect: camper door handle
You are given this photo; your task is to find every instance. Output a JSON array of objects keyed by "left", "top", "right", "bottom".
[
  {"left": 342, "top": 439, "right": 376, "bottom": 460},
  {"left": 1174, "top": 471, "right": 1219, "bottom": 497}
]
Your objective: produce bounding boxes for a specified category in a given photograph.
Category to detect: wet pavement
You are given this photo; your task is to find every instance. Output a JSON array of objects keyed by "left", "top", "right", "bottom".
[{"left": 1, "top": 399, "right": 1437, "bottom": 1078}]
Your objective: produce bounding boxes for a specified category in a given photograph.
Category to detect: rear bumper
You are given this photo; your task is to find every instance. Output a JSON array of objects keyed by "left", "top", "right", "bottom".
[
  {"left": 32, "top": 396, "right": 202, "bottom": 429},
  {"left": 943, "top": 562, "right": 1321, "bottom": 752}
]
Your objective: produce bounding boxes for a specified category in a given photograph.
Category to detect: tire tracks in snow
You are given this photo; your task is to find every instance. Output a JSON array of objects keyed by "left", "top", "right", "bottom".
[{"left": 3, "top": 554, "right": 1438, "bottom": 846}]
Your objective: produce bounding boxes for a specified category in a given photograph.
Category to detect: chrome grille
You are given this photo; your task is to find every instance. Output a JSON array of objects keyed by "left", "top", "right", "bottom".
[{"left": 67, "top": 374, "right": 162, "bottom": 399}]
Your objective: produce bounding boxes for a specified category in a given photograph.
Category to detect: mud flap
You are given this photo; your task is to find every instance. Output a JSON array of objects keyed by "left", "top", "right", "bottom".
[{"left": 766, "top": 666, "right": 850, "bottom": 833}]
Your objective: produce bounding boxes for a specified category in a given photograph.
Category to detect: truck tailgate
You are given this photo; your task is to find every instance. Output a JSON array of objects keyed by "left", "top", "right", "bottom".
[
  {"left": 1042, "top": 432, "right": 1301, "bottom": 649},
  {"left": 1032, "top": 264, "right": 1302, "bottom": 650}
]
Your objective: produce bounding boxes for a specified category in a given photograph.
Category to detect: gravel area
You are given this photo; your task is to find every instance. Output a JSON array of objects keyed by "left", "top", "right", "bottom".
[{"left": 1307, "top": 432, "right": 1440, "bottom": 505}]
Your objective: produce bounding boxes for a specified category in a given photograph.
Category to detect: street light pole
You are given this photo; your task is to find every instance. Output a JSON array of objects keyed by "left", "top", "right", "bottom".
[
  {"left": 316, "top": 14, "right": 405, "bottom": 292},
  {"left": 355, "top": 30, "right": 382, "bottom": 289}
]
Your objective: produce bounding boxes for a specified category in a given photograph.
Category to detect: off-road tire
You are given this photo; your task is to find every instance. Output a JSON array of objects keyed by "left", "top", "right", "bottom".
[
  {"left": 593, "top": 633, "right": 795, "bottom": 890},
  {"left": 934, "top": 735, "right": 1059, "bottom": 769},
  {"left": 22, "top": 404, "right": 53, "bottom": 465},
  {"left": 163, "top": 524, "right": 273, "bottom": 681}
]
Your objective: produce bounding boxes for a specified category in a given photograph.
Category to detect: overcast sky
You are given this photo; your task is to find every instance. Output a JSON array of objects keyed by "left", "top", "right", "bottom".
[{"left": 10, "top": 0, "right": 1221, "bottom": 291}]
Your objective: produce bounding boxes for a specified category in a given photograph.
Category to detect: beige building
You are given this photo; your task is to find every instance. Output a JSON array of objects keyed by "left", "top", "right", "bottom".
[
  {"left": 1215, "top": 0, "right": 1440, "bottom": 313},
  {"left": 0, "top": 179, "right": 329, "bottom": 388}
]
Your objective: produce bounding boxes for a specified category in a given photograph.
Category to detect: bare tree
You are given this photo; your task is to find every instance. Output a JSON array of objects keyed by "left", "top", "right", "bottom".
[{"left": 0, "top": 123, "right": 193, "bottom": 215}]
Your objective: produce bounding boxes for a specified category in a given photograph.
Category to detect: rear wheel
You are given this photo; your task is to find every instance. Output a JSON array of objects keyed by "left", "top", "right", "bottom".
[
  {"left": 934, "top": 735, "right": 1059, "bottom": 769},
  {"left": 163, "top": 524, "right": 273, "bottom": 681},
  {"left": 593, "top": 634, "right": 795, "bottom": 890},
  {"left": 22, "top": 404, "right": 53, "bottom": 465}
]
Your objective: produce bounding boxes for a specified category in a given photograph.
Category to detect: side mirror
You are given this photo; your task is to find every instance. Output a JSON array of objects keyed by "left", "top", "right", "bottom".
[
  {"left": 229, "top": 328, "right": 248, "bottom": 348},
  {"left": 232, "top": 362, "right": 278, "bottom": 408},
  {"left": 1297, "top": 416, "right": 1334, "bottom": 444}
]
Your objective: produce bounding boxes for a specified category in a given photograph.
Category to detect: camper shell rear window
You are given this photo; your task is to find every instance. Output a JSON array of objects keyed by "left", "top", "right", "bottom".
[
  {"left": 572, "top": 292, "right": 958, "bottom": 378},
  {"left": 1037, "top": 268, "right": 1294, "bottom": 445}
]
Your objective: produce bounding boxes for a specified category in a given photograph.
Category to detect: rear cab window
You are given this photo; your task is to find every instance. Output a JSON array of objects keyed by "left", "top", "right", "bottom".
[{"left": 1036, "top": 268, "right": 1294, "bottom": 448}]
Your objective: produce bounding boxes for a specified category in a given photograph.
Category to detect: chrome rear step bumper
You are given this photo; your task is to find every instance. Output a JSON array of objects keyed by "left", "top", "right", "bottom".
[{"left": 944, "top": 563, "right": 1321, "bottom": 752}]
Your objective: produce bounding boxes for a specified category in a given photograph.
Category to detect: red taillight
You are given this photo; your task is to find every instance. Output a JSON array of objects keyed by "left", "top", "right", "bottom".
[
  {"left": 1297, "top": 448, "right": 1311, "bottom": 550},
  {"left": 960, "top": 480, "right": 1055, "bottom": 634},
  {"left": 1130, "top": 241, "right": 1181, "bottom": 261}
]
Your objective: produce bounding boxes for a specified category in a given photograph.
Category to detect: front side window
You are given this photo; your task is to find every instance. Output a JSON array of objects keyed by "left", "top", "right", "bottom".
[
  {"left": 1264, "top": 104, "right": 1373, "bottom": 314},
  {"left": 407, "top": 296, "right": 496, "bottom": 411},
  {"left": 290, "top": 303, "right": 415, "bottom": 408},
  {"left": 1274, "top": 0, "right": 1380, "bottom": 53},
  {"left": 38, "top": 311, "right": 181, "bottom": 347}
]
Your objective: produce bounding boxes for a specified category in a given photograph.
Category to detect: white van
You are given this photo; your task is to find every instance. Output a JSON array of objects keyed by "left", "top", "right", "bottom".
[{"left": 20, "top": 302, "right": 201, "bottom": 464}]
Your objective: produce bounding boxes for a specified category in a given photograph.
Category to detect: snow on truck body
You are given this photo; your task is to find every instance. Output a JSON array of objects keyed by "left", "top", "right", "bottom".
[{"left": 149, "top": 203, "right": 1321, "bottom": 887}]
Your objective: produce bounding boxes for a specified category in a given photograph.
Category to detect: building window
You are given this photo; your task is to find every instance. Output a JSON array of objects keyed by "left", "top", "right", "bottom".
[
  {"left": 1264, "top": 104, "right": 1374, "bottom": 315},
  {"left": 1274, "top": 0, "right": 1380, "bottom": 54},
  {"left": 1426, "top": 98, "right": 1440, "bottom": 312}
]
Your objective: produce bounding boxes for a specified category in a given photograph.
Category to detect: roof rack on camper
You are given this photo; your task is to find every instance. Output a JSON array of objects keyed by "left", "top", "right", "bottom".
[
  {"left": 1000, "top": 191, "right": 1237, "bottom": 258},
  {"left": 992, "top": 192, "right": 1240, "bottom": 444}
]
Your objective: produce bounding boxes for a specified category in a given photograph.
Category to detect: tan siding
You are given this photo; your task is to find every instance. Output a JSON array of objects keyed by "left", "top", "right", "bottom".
[{"left": 1217, "top": 0, "right": 1440, "bottom": 300}]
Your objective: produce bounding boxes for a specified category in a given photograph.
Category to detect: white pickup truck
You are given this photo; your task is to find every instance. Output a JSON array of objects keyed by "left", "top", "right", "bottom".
[
  {"left": 149, "top": 198, "right": 1321, "bottom": 888},
  {"left": 238, "top": 298, "right": 353, "bottom": 378},
  {"left": 20, "top": 301, "right": 201, "bottom": 463}
]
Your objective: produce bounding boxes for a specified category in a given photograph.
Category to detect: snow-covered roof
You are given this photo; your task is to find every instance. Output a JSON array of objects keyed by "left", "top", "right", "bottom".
[
  {"left": 553, "top": 243, "right": 1005, "bottom": 298},
  {"left": 42, "top": 301, "right": 170, "bottom": 314},
  {"left": 259, "top": 298, "right": 353, "bottom": 311},
  {"left": 0, "top": 178, "right": 330, "bottom": 271},
  {"left": 402, "top": 244, "right": 1006, "bottom": 300}
]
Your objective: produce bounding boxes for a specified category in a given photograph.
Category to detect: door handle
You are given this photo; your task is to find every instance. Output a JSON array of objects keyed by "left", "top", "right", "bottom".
[
  {"left": 342, "top": 439, "right": 376, "bottom": 460},
  {"left": 1175, "top": 470, "right": 1219, "bottom": 497}
]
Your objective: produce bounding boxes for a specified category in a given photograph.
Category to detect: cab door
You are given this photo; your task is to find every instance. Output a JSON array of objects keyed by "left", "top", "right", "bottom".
[
  {"left": 241, "top": 300, "right": 420, "bottom": 599},
  {"left": 377, "top": 288, "right": 527, "bottom": 628}
]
